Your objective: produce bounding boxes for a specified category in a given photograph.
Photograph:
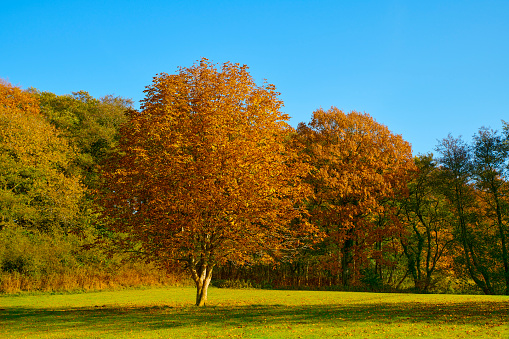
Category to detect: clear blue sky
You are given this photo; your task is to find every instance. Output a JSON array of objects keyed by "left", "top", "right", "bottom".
[{"left": 2, "top": 0, "right": 508, "bottom": 155}]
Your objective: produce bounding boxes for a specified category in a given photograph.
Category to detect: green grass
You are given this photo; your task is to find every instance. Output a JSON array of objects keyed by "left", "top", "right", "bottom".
[{"left": 1, "top": 287, "right": 508, "bottom": 338}]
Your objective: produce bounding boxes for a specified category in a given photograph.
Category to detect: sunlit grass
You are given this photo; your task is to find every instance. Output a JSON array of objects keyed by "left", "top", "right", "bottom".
[{"left": 1, "top": 287, "right": 508, "bottom": 338}]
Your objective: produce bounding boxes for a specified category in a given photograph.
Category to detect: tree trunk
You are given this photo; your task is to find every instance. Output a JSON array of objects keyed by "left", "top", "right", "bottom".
[
  {"left": 498, "top": 221, "right": 509, "bottom": 295},
  {"left": 190, "top": 263, "right": 214, "bottom": 307},
  {"left": 493, "top": 191, "right": 509, "bottom": 295},
  {"left": 342, "top": 237, "right": 354, "bottom": 286},
  {"left": 459, "top": 223, "right": 493, "bottom": 295}
]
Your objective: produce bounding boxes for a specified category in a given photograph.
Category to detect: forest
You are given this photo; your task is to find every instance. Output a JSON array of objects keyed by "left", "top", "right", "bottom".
[{"left": 1, "top": 60, "right": 509, "bottom": 304}]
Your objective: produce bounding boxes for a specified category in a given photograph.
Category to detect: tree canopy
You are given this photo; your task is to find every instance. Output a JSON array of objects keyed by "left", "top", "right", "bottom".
[
  {"left": 0, "top": 80, "right": 84, "bottom": 232},
  {"left": 3, "top": 62, "right": 509, "bottom": 297},
  {"left": 97, "top": 59, "right": 316, "bottom": 305},
  {"left": 34, "top": 90, "right": 131, "bottom": 189},
  {"left": 296, "top": 108, "right": 416, "bottom": 286}
]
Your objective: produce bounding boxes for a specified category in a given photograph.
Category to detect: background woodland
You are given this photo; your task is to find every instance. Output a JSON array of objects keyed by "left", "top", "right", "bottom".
[{"left": 1, "top": 65, "right": 509, "bottom": 296}]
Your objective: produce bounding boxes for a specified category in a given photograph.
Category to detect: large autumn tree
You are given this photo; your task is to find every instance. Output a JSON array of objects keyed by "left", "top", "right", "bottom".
[
  {"left": 97, "top": 59, "right": 314, "bottom": 306},
  {"left": 296, "top": 108, "right": 415, "bottom": 286}
]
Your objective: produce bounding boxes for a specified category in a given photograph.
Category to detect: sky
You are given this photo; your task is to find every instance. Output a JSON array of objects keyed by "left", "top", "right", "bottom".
[{"left": 2, "top": 0, "right": 509, "bottom": 155}]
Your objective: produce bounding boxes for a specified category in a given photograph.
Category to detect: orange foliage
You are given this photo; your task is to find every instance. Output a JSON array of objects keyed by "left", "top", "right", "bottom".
[
  {"left": 0, "top": 80, "right": 39, "bottom": 116},
  {"left": 296, "top": 108, "right": 416, "bottom": 284},
  {"left": 97, "top": 59, "right": 314, "bottom": 305},
  {"left": 298, "top": 108, "right": 414, "bottom": 229}
]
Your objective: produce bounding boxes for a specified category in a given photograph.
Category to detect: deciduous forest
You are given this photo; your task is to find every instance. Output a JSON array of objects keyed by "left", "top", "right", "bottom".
[{"left": 1, "top": 60, "right": 509, "bottom": 304}]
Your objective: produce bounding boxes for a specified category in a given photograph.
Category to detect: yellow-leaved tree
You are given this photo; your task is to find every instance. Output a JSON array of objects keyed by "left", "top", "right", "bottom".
[
  {"left": 0, "top": 80, "right": 83, "bottom": 232},
  {"left": 97, "top": 60, "right": 314, "bottom": 306}
]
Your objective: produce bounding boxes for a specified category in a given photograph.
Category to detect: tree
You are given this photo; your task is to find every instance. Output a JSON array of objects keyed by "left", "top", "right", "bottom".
[
  {"left": 435, "top": 134, "right": 495, "bottom": 294},
  {"left": 0, "top": 80, "right": 84, "bottom": 232},
  {"left": 97, "top": 59, "right": 314, "bottom": 306},
  {"left": 471, "top": 127, "right": 509, "bottom": 294},
  {"left": 296, "top": 108, "right": 415, "bottom": 286},
  {"left": 399, "top": 154, "right": 455, "bottom": 292}
]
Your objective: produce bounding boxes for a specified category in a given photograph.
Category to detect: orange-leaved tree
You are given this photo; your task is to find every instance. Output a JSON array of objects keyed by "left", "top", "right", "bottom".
[
  {"left": 96, "top": 59, "right": 314, "bottom": 306},
  {"left": 296, "top": 108, "right": 415, "bottom": 286}
]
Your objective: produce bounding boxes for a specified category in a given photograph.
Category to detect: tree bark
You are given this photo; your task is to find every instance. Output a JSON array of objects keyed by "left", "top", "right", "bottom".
[{"left": 190, "top": 258, "right": 215, "bottom": 306}]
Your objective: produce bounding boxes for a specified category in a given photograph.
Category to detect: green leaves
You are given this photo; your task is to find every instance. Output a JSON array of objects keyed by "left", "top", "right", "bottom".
[{"left": 0, "top": 81, "right": 84, "bottom": 232}]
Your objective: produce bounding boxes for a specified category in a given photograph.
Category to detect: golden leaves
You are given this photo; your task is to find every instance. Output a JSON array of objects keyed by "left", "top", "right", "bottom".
[
  {"left": 295, "top": 107, "right": 416, "bottom": 281},
  {"left": 98, "top": 59, "right": 312, "bottom": 268},
  {"left": 299, "top": 107, "right": 415, "bottom": 223}
]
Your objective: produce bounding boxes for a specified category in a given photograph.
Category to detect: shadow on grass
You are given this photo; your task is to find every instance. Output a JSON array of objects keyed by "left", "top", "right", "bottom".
[{"left": 2, "top": 301, "right": 508, "bottom": 333}]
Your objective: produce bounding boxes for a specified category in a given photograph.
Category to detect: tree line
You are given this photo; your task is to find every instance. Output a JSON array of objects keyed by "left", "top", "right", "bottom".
[{"left": 1, "top": 60, "right": 508, "bottom": 305}]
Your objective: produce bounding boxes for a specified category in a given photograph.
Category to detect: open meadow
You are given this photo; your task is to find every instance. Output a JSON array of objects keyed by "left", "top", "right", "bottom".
[{"left": 1, "top": 287, "right": 508, "bottom": 338}]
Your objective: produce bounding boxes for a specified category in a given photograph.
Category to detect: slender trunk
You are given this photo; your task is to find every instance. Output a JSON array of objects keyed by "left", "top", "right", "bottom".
[
  {"left": 396, "top": 269, "right": 409, "bottom": 290},
  {"left": 453, "top": 183, "right": 493, "bottom": 294},
  {"left": 337, "top": 246, "right": 342, "bottom": 285},
  {"left": 407, "top": 209, "right": 425, "bottom": 291},
  {"left": 305, "top": 261, "right": 309, "bottom": 286},
  {"left": 400, "top": 240, "right": 418, "bottom": 289},
  {"left": 493, "top": 190, "right": 509, "bottom": 295},
  {"left": 342, "top": 237, "right": 354, "bottom": 286},
  {"left": 459, "top": 220, "right": 493, "bottom": 294},
  {"left": 498, "top": 221, "right": 509, "bottom": 295}
]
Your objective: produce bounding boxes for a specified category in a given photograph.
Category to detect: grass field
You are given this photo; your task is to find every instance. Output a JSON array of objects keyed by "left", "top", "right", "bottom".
[{"left": 1, "top": 287, "right": 508, "bottom": 338}]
